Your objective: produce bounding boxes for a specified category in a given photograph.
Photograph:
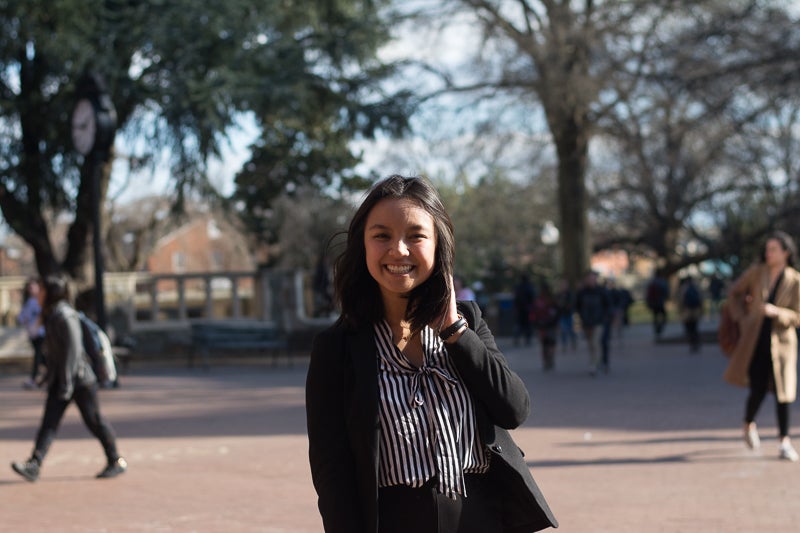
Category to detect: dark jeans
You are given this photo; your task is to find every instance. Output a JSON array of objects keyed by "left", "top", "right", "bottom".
[
  {"left": 28, "top": 336, "right": 46, "bottom": 381},
  {"left": 651, "top": 305, "right": 666, "bottom": 336},
  {"left": 600, "top": 320, "right": 611, "bottom": 369},
  {"left": 378, "top": 474, "right": 501, "bottom": 533},
  {"left": 32, "top": 384, "right": 119, "bottom": 465},
  {"left": 684, "top": 319, "right": 700, "bottom": 351}
]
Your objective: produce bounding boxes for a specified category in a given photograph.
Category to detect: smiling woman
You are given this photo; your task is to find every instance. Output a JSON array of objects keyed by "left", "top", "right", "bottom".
[
  {"left": 305, "top": 175, "right": 558, "bottom": 533},
  {"left": 363, "top": 197, "right": 437, "bottom": 304}
]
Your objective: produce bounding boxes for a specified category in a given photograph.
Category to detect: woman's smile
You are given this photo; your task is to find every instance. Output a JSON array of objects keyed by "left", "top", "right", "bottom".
[{"left": 385, "top": 264, "right": 414, "bottom": 275}]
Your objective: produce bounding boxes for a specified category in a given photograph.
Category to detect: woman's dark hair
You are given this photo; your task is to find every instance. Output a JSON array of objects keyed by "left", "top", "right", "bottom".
[
  {"left": 761, "top": 230, "right": 797, "bottom": 267},
  {"left": 22, "top": 276, "right": 40, "bottom": 302},
  {"left": 333, "top": 175, "right": 455, "bottom": 332},
  {"left": 41, "top": 274, "right": 71, "bottom": 315}
]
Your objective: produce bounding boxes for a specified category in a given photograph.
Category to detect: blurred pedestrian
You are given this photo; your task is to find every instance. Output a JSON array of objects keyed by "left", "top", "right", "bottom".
[
  {"left": 17, "top": 277, "right": 46, "bottom": 390},
  {"left": 723, "top": 231, "right": 800, "bottom": 462},
  {"left": 531, "top": 282, "right": 560, "bottom": 371},
  {"left": 305, "top": 175, "right": 557, "bottom": 532},
  {"left": 678, "top": 276, "right": 703, "bottom": 353},
  {"left": 10, "top": 275, "right": 127, "bottom": 482},
  {"left": 575, "top": 271, "right": 612, "bottom": 375},
  {"left": 606, "top": 279, "right": 632, "bottom": 344},
  {"left": 454, "top": 275, "right": 476, "bottom": 301},
  {"left": 646, "top": 271, "right": 670, "bottom": 339},
  {"left": 554, "top": 278, "right": 577, "bottom": 352},
  {"left": 708, "top": 273, "right": 725, "bottom": 317},
  {"left": 513, "top": 274, "right": 536, "bottom": 346}
]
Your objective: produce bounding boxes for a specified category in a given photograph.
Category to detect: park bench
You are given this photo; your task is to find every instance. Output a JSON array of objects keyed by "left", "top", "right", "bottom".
[{"left": 189, "top": 320, "right": 289, "bottom": 369}]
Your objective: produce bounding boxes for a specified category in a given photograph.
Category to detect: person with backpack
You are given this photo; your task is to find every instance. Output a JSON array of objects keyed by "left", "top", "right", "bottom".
[
  {"left": 678, "top": 276, "right": 704, "bottom": 352},
  {"left": 10, "top": 274, "right": 127, "bottom": 482},
  {"left": 575, "top": 270, "right": 612, "bottom": 375}
]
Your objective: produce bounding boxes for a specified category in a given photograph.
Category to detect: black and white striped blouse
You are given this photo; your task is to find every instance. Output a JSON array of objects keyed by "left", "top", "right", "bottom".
[{"left": 374, "top": 320, "right": 489, "bottom": 499}]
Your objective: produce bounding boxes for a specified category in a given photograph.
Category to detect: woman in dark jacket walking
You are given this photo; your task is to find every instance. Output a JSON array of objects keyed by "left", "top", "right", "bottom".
[
  {"left": 11, "top": 275, "right": 127, "bottom": 482},
  {"left": 306, "top": 175, "right": 557, "bottom": 532}
]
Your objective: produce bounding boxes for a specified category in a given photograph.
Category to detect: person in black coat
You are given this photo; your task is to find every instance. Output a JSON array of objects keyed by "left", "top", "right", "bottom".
[
  {"left": 306, "top": 175, "right": 558, "bottom": 532},
  {"left": 10, "top": 275, "right": 127, "bottom": 482}
]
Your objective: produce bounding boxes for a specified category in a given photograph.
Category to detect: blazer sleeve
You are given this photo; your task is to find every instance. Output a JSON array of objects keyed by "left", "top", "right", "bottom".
[
  {"left": 305, "top": 326, "right": 364, "bottom": 533},
  {"left": 446, "top": 301, "right": 530, "bottom": 429},
  {"left": 728, "top": 265, "right": 759, "bottom": 321},
  {"left": 773, "top": 269, "right": 800, "bottom": 329}
]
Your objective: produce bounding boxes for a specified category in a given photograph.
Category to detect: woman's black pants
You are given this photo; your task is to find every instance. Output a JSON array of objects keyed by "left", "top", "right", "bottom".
[
  {"left": 31, "top": 384, "right": 120, "bottom": 465},
  {"left": 378, "top": 474, "right": 501, "bottom": 533},
  {"left": 745, "top": 344, "right": 789, "bottom": 438}
]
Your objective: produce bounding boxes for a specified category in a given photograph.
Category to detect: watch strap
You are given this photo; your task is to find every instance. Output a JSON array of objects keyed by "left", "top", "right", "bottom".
[{"left": 438, "top": 315, "right": 467, "bottom": 341}]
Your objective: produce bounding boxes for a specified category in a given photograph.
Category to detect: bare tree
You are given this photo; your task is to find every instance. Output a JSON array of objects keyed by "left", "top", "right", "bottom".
[
  {"left": 589, "top": 1, "right": 800, "bottom": 277},
  {"left": 400, "top": 0, "right": 800, "bottom": 283}
]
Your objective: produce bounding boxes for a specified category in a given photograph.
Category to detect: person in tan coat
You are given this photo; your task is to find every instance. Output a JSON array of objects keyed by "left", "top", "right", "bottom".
[{"left": 723, "top": 231, "right": 800, "bottom": 462}]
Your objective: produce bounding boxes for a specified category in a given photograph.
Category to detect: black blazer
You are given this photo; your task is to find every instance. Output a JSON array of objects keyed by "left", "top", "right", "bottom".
[{"left": 306, "top": 301, "right": 558, "bottom": 532}]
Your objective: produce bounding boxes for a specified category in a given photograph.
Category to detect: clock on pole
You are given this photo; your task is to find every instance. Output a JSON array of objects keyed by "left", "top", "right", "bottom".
[{"left": 71, "top": 72, "right": 117, "bottom": 160}]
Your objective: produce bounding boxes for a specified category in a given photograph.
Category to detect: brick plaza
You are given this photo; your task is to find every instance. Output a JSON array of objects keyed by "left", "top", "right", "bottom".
[{"left": 1, "top": 321, "right": 798, "bottom": 532}]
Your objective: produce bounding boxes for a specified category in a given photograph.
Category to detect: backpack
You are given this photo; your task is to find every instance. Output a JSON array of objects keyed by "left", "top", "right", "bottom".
[
  {"left": 683, "top": 284, "right": 701, "bottom": 309},
  {"left": 78, "top": 312, "right": 118, "bottom": 386}
]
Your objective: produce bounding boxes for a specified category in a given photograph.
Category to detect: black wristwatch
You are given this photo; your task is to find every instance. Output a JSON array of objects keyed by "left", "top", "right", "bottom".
[{"left": 439, "top": 315, "right": 467, "bottom": 341}]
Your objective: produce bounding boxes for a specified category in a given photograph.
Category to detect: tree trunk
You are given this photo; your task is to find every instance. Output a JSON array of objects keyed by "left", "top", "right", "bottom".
[{"left": 553, "top": 116, "right": 590, "bottom": 286}]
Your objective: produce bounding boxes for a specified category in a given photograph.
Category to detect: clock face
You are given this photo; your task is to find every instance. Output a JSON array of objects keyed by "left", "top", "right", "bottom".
[{"left": 71, "top": 98, "right": 97, "bottom": 155}]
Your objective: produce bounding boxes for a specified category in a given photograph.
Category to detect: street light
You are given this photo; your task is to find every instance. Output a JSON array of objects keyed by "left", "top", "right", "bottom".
[
  {"left": 71, "top": 70, "right": 117, "bottom": 331},
  {"left": 541, "top": 220, "right": 560, "bottom": 277}
]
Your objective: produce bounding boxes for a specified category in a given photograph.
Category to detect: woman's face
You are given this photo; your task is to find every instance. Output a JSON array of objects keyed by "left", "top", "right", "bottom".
[
  {"left": 364, "top": 197, "right": 437, "bottom": 302},
  {"left": 27, "top": 281, "right": 40, "bottom": 298},
  {"left": 764, "top": 238, "right": 789, "bottom": 268}
]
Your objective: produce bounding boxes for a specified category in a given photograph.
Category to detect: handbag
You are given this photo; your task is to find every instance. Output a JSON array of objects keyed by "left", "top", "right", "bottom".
[{"left": 717, "top": 301, "right": 739, "bottom": 357}]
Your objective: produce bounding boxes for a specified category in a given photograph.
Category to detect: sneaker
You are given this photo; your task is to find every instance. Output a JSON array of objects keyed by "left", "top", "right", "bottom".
[
  {"left": 96, "top": 457, "right": 127, "bottom": 479},
  {"left": 11, "top": 460, "right": 40, "bottom": 482},
  {"left": 745, "top": 424, "right": 760, "bottom": 450},
  {"left": 779, "top": 442, "right": 799, "bottom": 462}
]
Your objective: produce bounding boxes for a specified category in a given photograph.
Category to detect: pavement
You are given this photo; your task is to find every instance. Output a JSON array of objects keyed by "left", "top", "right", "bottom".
[{"left": 1, "top": 319, "right": 799, "bottom": 532}]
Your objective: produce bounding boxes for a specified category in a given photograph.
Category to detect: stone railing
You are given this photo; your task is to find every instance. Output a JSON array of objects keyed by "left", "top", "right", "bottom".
[{"left": 0, "top": 268, "right": 337, "bottom": 334}]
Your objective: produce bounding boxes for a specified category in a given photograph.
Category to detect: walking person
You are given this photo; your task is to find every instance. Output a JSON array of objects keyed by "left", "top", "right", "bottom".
[
  {"left": 17, "top": 277, "right": 46, "bottom": 389},
  {"left": 305, "top": 175, "right": 557, "bottom": 532},
  {"left": 11, "top": 275, "right": 127, "bottom": 482},
  {"left": 678, "top": 276, "right": 703, "bottom": 353},
  {"left": 723, "top": 231, "right": 800, "bottom": 462},
  {"left": 554, "top": 278, "right": 577, "bottom": 352},
  {"left": 575, "top": 270, "right": 611, "bottom": 375},
  {"left": 531, "top": 282, "right": 560, "bottom": 371},
  {"left": 708, "top": 273, "right": 725, "bottom": 317},
  {"left": 646, "top": 271, "right": 669, "bottom": 339},
  {"left": 512, "top": 273, "right": 536, "bottom": 346}
]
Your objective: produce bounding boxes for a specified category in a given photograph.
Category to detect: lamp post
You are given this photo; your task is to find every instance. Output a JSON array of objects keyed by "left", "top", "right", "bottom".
[
  {"left": 541, "top": 220, "right": 560, "bottom": 278},
  {"left": 71, "top": 71, "right": 117, "bottom": 330}
]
